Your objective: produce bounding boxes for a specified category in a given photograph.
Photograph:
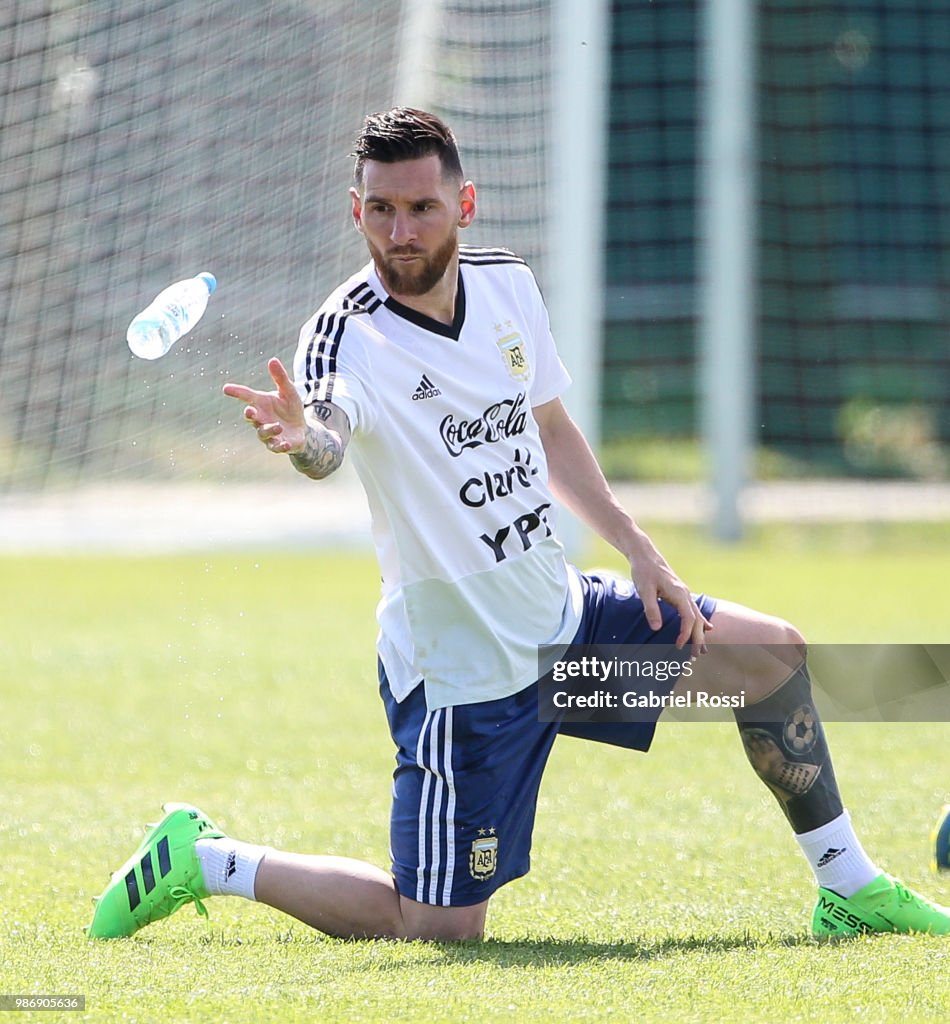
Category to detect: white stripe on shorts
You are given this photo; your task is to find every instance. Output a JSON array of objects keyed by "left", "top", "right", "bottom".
[
  {"left": 415, "top": 710, "right": 434, "bottom": 902},
  {"left": 413, "top": 707, "right": 458, "bottom": 905},
  {"left": 427, "top": 711, "right": 444, "bottom": 905},
  {"left": 440, "top": 707, "right": 456, "bottom": 906}
]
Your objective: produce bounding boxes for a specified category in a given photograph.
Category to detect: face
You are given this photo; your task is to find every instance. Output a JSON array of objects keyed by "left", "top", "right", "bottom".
[{"left": 351, "top": 155, "right": 476, "bottom": 298}]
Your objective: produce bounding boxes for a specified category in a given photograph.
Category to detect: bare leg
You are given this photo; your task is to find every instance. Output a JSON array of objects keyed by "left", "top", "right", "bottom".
[
  {"left": 680, "top": 600, "right": 843, "bottom": 833},
  {"left": 253, "top": 852, "right": 488, "bottom": 940},
  {"left": 678, "top": 598, "right": 806, "bottom": 703}
]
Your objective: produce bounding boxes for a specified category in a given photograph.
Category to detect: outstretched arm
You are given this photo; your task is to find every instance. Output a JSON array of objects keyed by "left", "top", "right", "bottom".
[
  {"left": 222, "top": 357, "right": 351, "bottom": 480},
  {"left": 534, "top": 396, "right": 710, "bottom": 652}
]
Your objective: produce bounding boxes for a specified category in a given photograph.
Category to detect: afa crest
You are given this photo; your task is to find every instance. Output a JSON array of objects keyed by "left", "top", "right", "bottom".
[
  {"left": 469, "top": 831, "right": 498, "bottom": 880},
  {"left": 496, "top": 330, "right": 530, "bottom": 382}
]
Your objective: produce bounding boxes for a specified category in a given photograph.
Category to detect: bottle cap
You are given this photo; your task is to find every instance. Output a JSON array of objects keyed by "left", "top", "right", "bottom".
[{"left": 197, "top": 272, "right": 217, "bottom": 294}]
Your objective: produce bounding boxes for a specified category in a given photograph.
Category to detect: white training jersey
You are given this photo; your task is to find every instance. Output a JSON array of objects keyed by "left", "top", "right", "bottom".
[{"left": 293, "top": 245, "right": 583, "bottom": 709}]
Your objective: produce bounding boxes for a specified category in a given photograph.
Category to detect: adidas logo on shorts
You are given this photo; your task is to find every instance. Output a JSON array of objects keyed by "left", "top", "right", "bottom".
[{"left": 412, "top": 374, "right": 442, "bottom": 401}]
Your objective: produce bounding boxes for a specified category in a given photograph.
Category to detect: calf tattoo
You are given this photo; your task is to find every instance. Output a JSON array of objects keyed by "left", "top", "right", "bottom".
[{"left": 734, "top": 663, "right": 843, "bottom": 833}]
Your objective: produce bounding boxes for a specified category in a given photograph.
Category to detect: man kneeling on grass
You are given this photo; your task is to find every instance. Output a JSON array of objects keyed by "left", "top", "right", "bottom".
[{"left": 89, "top": 108, "right": 950, "bottom": 942}]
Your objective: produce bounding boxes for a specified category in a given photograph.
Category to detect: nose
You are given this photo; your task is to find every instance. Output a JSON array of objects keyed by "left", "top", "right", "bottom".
[{"left": 390, "top": 210, "right": 416, "bottom": 246}]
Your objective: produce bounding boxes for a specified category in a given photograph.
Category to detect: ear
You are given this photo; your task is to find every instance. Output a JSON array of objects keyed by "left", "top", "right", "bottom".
[
  {"left": 349, "top": 186, "right": 364, "bottom": 234},
  {"left": 458, "top": 181, "right": 477, "bottom": 229}
]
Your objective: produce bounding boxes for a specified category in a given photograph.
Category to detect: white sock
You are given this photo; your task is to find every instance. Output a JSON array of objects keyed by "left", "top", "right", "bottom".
[
  {"left": 195, "top": 837, "right": 269, "bottom": 900},
  {"left": 795, "top": 810, "right": 880, "bottom": 896}
]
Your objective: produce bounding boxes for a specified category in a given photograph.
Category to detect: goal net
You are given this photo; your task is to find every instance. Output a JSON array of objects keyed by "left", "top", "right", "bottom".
[
  {"left": 3, "top": 0, "right": 947, "bottom": 516},
  {"left": 1, "top": 0, "right": 557, "bottom": 498},
  {"left": 604, "top": 0, "right": 949, "bottom": 480}
]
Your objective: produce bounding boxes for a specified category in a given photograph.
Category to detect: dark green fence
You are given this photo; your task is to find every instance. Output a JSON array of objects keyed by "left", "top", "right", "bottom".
[{"left": 605, "top": 0, "right": 950, "bottom": 477}]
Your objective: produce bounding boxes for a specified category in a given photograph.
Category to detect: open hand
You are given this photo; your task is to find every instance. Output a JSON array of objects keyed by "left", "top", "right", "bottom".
[{"left": 222, "top": 357, "right": 306, "bottom": 454}]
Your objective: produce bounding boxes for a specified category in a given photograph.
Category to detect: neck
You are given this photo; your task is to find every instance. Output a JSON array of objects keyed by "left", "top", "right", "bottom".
[{"left": 383, "top": 252, "right": 460, "bottom": 326}]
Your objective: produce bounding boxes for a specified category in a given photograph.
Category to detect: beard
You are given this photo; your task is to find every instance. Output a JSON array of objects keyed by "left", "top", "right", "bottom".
[{"left": 369, "top": 230, "right": 457, "bottom": 297}]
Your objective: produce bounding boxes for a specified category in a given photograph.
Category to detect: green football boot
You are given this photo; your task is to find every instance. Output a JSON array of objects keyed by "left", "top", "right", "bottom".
[
  {"left": 812, "top": 872, "right": 950, "bottom": 937},
  {"left": 86, "top": 802, "right": 224, "bottom": 939}
]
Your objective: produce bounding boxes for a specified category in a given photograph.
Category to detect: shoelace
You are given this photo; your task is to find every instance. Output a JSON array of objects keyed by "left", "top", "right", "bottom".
[
  {"left": 895, "top": 883, "right": 916, "bottom": 905},
  {"left": 892, "top": 882, "right": 937, "bottom": 915},
  {"left": 167, "top": 885, "right": 209, "bottom": 919}
]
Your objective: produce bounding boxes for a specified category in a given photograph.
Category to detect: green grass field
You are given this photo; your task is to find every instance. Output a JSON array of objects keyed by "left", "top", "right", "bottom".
[{"left": 3, "top": 522, "right": 950, "bottom": 1023}]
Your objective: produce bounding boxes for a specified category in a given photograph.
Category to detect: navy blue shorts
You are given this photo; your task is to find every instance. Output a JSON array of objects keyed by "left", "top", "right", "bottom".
[{"left": 380, "top": 570, "right": 717, "bottom": 907}]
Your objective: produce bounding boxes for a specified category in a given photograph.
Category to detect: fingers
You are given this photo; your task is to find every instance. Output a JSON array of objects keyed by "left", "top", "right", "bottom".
[
  {"left": 223, "top": 360, "right": 303, "bottom": 456},
  {"left": 643, "top": 573, "right": 712, "bottom": 657},
  {"left": 255, "top": 420, "right": 282, "bottom": 441},
  {"left": 665, "top": 588, "right": 706, "bottom": 655},
  {"left": 671, "top": 592, "right": 695, "bottom": 650},
  {"left": 268, "top": 357, "right": 304, "bottom": 415},
  {"left": 238, "top": 404, "right": 277, "bottom": 440},
  {"left": 222, "top": 382, "right": 258, "bottom": 402},
  {"left": 638, "top": 581, "right": 663, "bottom": 633},
  {"left": 254, "top": 419, "right": 294, "bottom": 453},
  {"left": 223, "top": 358, "right": 297, "bottom": 403},
  {"left": 676, "top": 598, "right": 711, "bottom": 658},
  {"left": 687, "top": 607, "right": 712, "bottom": 658},
  {"left": 242, "top": 405, "right": 265, "bottom": 427},
  {"left": 268, "top": 357, "right": 296, "bottom": 398}
]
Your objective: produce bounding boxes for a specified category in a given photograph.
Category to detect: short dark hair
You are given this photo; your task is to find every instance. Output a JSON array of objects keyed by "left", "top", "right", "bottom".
[{"left": 352, "top": 107, "right": 463, "bottom": 186}]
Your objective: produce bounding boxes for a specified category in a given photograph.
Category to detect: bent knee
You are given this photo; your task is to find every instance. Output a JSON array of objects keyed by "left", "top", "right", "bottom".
[
  {"left": 753, "top": 613, "right": 806, "bottom": 653},
  {"left": 774, "top": 617, "right": 806, "bottom": 654},
  {"left": 399, "top": 895, "right": 488, "bottom": 942},
  {"left": 710, "top": 600, "right": 806, "bottom": 651}
]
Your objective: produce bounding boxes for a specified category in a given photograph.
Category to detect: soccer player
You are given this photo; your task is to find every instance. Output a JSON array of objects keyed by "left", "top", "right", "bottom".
[{"left": 89, "top": 108, "right": 949, "bottom": 941}]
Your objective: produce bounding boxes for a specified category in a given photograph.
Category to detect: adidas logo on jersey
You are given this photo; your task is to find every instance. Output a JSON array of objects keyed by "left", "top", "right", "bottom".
[{"left": 412, "top": 374, "right": 442, "bottom": 401}]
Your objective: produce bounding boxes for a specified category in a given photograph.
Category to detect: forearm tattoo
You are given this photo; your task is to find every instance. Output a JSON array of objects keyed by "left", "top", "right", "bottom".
[{"left": 289, "top": 403, "right": 350, "bottom": 480}]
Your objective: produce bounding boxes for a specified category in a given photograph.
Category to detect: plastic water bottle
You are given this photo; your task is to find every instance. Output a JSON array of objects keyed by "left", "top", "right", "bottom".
[{"left": 126, "top": 272, "right": 217, "bottom": 360}]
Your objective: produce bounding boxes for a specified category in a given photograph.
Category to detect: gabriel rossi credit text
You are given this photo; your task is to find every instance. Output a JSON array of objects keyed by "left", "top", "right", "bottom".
[{"left": 537, "top": 645, "right": 747, "bottom": 722}]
